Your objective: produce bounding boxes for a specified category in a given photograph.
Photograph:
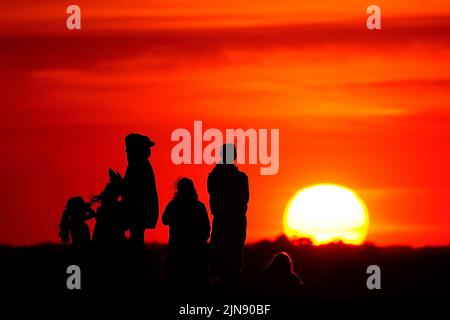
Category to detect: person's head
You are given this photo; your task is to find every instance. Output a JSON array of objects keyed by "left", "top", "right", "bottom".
[
  {"left": 125, "top": 133, "right": 155, "bottom": 163},
  {"left": 174, "top": 177, "right": 198, "bottom": 202},
  {"left": 92, "top": 184, "right": 118, "bottom": 207},
  {"left": 219, "top": 143, "right": 237, "bottom": 164},
  {"left": 91, "top": 169, "right": 122, "bottom": 206},
  {"left": 65, "top": 196, "right": 89, "bottom": 214},
  {"left": 60, "top": 196, "right": 89, "bottom": 242},
  {"left": 266, "top": 252, "right": 294, "bottom": 274}
]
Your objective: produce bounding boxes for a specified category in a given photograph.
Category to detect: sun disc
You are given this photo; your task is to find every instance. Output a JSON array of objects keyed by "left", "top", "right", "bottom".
[{"left": 283, "top": 184, "right": 369, "bottom": 245}]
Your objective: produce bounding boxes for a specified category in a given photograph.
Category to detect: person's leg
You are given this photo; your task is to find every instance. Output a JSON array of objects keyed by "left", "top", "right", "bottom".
[
  {"left": 229, "top": 244, "right": 243, "bottom": 284},
  {"left": 129, "top": 224, "right": 145, "bottom": 251},
  {"left": 223, "top": 235, "right": 245, "bottom": 285},
  {"left": 127, "top": 224, "right": 146, "bottom": 290},
  {"left": 209, "top": 229, "right": 223, "bottom": 281}
]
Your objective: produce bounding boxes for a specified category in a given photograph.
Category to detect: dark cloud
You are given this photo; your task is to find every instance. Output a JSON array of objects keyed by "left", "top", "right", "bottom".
[{"left": 1, "top": 18, "right": 450, "bottom": 72}]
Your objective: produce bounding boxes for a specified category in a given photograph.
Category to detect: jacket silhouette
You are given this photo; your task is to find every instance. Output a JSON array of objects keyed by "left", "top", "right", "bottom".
[
  {"left": 163, "top": 178, "right": 210, "bottom": 286},
  {"left": 123, "top": 133, "right": 159, "bottom": 249},
  {"left": 208, "top": 144, "right": 249, "bottom": 284}
]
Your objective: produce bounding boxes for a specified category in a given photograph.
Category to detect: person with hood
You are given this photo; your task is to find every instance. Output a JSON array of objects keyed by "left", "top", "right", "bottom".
[{"left": 123, "top": 133, "right": 159, "bottom": 250}]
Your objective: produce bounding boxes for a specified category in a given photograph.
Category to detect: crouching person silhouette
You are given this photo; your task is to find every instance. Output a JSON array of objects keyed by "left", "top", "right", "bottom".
[
  {"left": 59, "top": 196, "right": 95, "bottom": 250},
  {"left": 208, "top": 144, "right": 249, "bottom": 286},
  {"left": 163, "top": 178, "right": 210, "bottom": 289},
  {"left": 123, "top": 133, "right": 159, "bottom": 251},
  {"left": 258, "top": 252, "right": 303, "bottom": 298}
]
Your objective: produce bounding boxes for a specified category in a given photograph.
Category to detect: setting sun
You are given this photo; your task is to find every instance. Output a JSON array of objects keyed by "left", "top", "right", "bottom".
[{"left": 284, "top": 184, "right": 369, "bottom": 245}]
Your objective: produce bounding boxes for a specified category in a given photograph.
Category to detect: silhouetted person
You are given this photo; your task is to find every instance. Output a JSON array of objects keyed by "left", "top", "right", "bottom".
[
  {"left": 258, "top": 252, "right": 302, "bottom": 297},
  {"left": 59, "top": 196, "right": 95, "bottom": 250},
  {"left": 92, "top": 169, "right": 126, "bottom": 248},
  {"left": 208, "top": 144, "right": 249, "bottom": 285},
  {"left": 123, "top": 133, "right": 159, "bottom": 250},
  {"left": 163, "top": 178, "right": 210, "bottom": 287}
]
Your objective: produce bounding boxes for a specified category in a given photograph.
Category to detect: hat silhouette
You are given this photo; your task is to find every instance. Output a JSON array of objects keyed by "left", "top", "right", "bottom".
[{"left": 125, "top": 133, "right": 155, "bottom": 152}]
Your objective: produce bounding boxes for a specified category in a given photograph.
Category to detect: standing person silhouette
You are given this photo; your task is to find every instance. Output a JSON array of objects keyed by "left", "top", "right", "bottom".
[
  {"left": 123, "top": 133, "right": 159, "bottom": 251},
  {"left": 208, "top": 144, "right": 249, "bottom": 286},
  {"left": 91, "top": 169, "right": 126, "bottom": 249},
  {"left": 163, "top": 178, "right": 210, "bottom": 287}
]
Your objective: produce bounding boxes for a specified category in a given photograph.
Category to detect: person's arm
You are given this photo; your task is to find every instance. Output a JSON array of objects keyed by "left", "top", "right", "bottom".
[
  {"left": 59, "top": 210, "right": 71, "bottom": 243},
  {"left": 207, "top": 172, "right": 219, "bottom": 216},
  {"left": 162, "top": 201, "right": 173, "bottom": 226},
  {"left": 243, "top": 173, "right": 250, "bottom": 205},
  {"left": 84, "top": 207, "right": 96, "bottom": 220},
  {"left": 199, "top": 202, "right": 211, "bottom": 241},
  {"left": 148, "top": 164, "right": 159, "bottom": 228}
]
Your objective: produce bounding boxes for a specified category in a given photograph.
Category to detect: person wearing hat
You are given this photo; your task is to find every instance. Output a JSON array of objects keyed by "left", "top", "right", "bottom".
[{"left": 123, "top": 133, "right": 159, "bottom": 250}]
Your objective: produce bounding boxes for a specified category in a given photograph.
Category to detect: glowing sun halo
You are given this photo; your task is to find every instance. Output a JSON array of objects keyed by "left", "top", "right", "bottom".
[{"left": 283, "top": 184, "right": 369, "bottom": 245}]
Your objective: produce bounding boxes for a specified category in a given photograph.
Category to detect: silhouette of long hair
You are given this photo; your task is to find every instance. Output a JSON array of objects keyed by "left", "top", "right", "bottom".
[
  {"left": 264, "top": 252, "right": 294, "bottom": 274},
  {"left": 59, "top": 196, "right": 90, "bottom": 243},
  {"left": 174, "top": 178, "right": 198, "bottom": 202},
  {"left": 259, "top": 251, "right": 303, "bottom": 292},
  {"left": 90, "top": 169, "right": 127, "bottom": 247},
  {"left": 90, "top": 169, "right": 122, "bottom": 205}
]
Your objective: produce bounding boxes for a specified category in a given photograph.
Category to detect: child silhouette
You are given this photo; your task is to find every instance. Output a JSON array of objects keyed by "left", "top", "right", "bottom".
[
  {"left": 59, "top": 196, "right": 95, "bottom": 249},
  {"left": 163, "top": 178, "right": 210, "bottom": 287}
]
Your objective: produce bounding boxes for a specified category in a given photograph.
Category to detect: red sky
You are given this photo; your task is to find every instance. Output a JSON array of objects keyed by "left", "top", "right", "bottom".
[{"left": 1, "top": 1, "right": 450, "bottom": 246}]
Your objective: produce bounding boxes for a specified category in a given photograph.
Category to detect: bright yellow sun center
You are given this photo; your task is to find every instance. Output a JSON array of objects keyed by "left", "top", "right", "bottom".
[{"left": 283, "top": 184, "right": 369, "bottom": 245}]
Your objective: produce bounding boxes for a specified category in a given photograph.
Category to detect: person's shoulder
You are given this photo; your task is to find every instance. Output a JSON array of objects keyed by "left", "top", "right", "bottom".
[
  {"left": 208, "top": 165, "right": 220, "bottom": 176},
  {"left": 145, "top": 160, "right": 153, "bottom": 170},
  {"left": 289, "top": 272, "right": 303, "bottom": 286},
  {"left": 207, "top": 166, "right": 222, "bottom": 186},
  {"left": 196, "top": 200, "right": 207, "bottom": 210},
  {"left": 237, "top": 169, "right": 248, "bottom": 180},
  {"left": 166, "top": 199, "right": 177, "bottom": 209}
]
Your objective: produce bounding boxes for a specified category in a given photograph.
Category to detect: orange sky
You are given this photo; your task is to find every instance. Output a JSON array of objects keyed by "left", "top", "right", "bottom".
[{"left": 1, "top": 1, "right": 450, "bottom": 246}]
